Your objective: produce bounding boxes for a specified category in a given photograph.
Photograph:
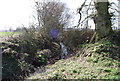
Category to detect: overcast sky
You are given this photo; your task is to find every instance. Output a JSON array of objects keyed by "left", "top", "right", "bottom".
[
  {"left": 0, "top": 0, "right": 118, "bottom": 30},
  {"left": 0, "top": 0, "right": 34, "bottom": 30}
]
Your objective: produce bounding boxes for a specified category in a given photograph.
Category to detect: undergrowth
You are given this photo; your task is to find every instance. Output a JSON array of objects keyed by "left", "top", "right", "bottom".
[{"left": 27, "top": 40, "right": 120, "bottom": 80}]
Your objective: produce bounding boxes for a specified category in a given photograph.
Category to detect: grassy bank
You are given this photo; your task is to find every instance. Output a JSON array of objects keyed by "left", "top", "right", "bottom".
[{"left": 27, "top": 40, "right": 120, "bottom": 79}]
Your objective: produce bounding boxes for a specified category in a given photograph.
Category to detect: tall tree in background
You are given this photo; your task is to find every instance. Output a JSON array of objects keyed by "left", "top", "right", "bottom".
[
  {"left": 93, "top": 0, "right": 113, "bottom": 41},
  {"left": 35, "top": 0, "right": 71, "bottom": 36}
]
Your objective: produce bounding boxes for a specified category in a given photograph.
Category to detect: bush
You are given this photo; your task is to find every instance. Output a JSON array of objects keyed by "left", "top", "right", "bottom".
[
  {"left": 2, "top": 48, "right": 22, "bottom": 79},
  {"left": 62, "top": 28, "right": 94, "bottom": 52},
  {"left": 2, "top": 43, "right": 23, "bottom": 79},
  {"left": 2, "top": 42, "right": 35, "bottom": 79},
  {"left": 7, "top": 27, "right": 61, "bottom": 66}
]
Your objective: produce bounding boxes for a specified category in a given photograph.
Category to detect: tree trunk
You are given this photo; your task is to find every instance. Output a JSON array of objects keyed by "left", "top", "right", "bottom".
[{"left": 93, "top": 0, "right": 113, "bottom": 41}]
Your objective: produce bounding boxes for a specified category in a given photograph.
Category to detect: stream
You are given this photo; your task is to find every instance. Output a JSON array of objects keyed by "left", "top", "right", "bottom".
[{"left": 60, "top": 42, "right": 68, "bottom": 59}]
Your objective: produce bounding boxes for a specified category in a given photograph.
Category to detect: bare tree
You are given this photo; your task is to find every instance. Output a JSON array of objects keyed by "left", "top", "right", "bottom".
[{"left": 35, "top": 0, "right": 71, "bottom": 35}]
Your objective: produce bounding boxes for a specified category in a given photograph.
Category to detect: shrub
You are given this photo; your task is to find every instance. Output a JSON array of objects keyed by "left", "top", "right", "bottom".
[
  {"left": 62, "top": 28, "right": 94, "bottom": 52},
  {"left": 35, "top": 49, "right": 52, "bottom": 65},
  {"left": 2, "top": 45, "right": 22, "bottom": 79},
  {"left": 7, "top": 26, "right": 61, "bottom": 66},
  {"left": 2, "top": 42, "right": 35, "bottom": 79}
]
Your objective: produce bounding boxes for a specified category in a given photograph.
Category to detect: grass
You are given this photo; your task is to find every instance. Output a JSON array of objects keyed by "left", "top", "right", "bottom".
[
  {"left": 26, "top": 40, "right": 120, "bottom": 79},
  {"left": 0, "top": 32, "right": 14, "bottom": 37},
  {"left": 27, "top": 57, "right": 119, "bottom": 79},
  {"left": 0, "top": 32, "right": 21, "bottom": 42},
  {"left": 0, "top": 32, "right": 20, "bottom": 37}
]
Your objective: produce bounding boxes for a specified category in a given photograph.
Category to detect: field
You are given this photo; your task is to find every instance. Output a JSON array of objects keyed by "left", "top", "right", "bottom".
[
  {"left": 0, "top": 32, "right": 20, "bottom": 42},
  {"left": 0, "top": 32, "right": 16, "bottom": 37}
]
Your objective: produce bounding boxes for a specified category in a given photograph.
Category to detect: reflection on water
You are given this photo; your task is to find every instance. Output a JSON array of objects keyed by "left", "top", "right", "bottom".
[{"left": 60, "top": 42, "right": 68, "bottom": 59}]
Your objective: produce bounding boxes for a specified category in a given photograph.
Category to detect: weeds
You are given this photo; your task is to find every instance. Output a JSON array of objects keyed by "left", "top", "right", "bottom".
[{"left": 27, "top": 40, "right": 120, "bottom": 79}]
